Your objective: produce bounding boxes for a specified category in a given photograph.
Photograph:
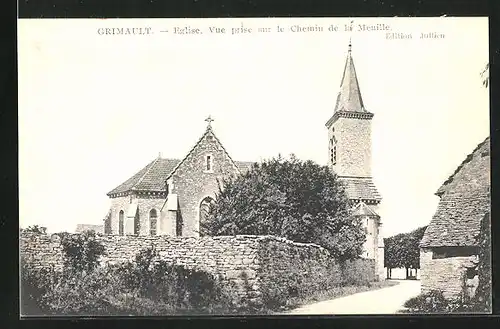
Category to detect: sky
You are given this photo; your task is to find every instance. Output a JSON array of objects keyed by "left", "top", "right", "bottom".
[{"left": 18, "top": 17, "right": 489, "bottom": 237}]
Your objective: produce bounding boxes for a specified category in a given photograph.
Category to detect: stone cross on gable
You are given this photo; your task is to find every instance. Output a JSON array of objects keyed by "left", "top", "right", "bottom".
[{"left": 205, "top": 115, "right": 214, "bottom": 128}]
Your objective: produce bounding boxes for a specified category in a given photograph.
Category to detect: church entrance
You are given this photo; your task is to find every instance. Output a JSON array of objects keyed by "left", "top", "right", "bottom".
[{"left": 199, "top": 196, "right": 215, "bottom": 236}]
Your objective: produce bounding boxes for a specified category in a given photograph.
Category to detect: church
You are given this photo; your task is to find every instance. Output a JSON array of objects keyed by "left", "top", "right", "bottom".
[{"left": 103, "top": 43, "right": 384, "bottom": 279}]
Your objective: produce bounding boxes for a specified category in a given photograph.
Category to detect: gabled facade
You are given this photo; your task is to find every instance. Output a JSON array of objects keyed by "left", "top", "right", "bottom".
[
  {"left": 105, "top": 124, "right": 253, "bottom": 237},
  {"left": 420, "top": 137, "right": 490, "bottom": 299},
  {"left": 326, "top": 43, "right": 384, "bottom": 280}
]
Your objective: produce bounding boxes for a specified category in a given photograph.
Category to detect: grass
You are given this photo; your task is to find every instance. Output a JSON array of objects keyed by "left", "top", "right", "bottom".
[{"left": 280, "top": 280, "right": 400, "bottom": 312}]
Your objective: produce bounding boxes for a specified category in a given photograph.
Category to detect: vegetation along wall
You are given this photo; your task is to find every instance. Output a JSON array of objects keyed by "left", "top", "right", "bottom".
[{"left": 20, "top": 231, "right": 375, "bottom": 309}]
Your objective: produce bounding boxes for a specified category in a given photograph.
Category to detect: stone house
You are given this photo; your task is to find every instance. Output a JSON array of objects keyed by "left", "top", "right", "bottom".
[
  {"left": 75, "top": 224, "right": 104, "bottom": 234},
  {"left": 419, "top": 137, "right": 490, "bottom": 299}
]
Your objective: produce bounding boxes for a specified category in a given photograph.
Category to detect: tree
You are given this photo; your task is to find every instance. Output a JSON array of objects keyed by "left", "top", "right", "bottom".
[
  {"left": 201, "top": 155, "right": 365, "bottom": 261},
  {"left": 384, "top": 226, "right": 427, "bottom": 279}
]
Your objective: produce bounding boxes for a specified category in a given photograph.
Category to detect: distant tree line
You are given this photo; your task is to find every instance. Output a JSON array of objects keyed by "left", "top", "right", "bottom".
[{"left": 384, "top": 226, "right": 427, "bottom": 279}]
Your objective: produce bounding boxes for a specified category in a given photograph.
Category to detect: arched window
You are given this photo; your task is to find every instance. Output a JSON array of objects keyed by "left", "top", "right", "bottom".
[
  {"left": 134, "top": 213, "right": 140, "bottom": 235},
  {"left": 118, "top": 210, "right": 124, "bottom": 235},
  {"left": 149, "top": 209, "right": 157, "bottom": 236},
  {"left": 104, "top": 211, "right": 112, "bottom": 234},
  {"left": 330, "top": 136, "right": 337, "bottom": 165},
  {"left": 199, "top": 196, "right": 215, "bottom": 236}
]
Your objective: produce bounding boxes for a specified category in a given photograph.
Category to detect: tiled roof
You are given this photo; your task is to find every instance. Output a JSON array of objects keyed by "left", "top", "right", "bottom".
[
  {"left": 339, "top": 177, "right": 382, "bottom": 202},
  {"left": 107, "top": 128, "right": 256, "bottom": 196},
  {"left": 107, "top": 158, "right": 180, "bottom": 195},
  {"left": 436, "top": 137, "right": 490, "bottom": 196},
  {"left": 420, "top": 137, "right": 490, "bottom": 248},
  {"left": 351, "top": 201, "right": 379, "bottom": 217},
  {"left": 420, "top": 192, "right": 489, "bottom": 248},
  {"left": 235, "top": 161, "right": 255, "bottom": 174}
]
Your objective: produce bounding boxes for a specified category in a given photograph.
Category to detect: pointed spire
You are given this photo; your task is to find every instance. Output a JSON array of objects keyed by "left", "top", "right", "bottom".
[{"left": 334, "top": 42, "right": 367, "bottom": 113}]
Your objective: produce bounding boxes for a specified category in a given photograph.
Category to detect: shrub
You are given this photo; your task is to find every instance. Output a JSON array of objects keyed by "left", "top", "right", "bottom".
[
  {"left": 21, "top": 243, "right": 237, "bottom": 316},
  {"left": 113, "top": 246, "right": 236, "bottom": 314},
  {"left": 59, "top": 230, "right": 106, "bottom": 274},
  {"left": 403, "top": 290, "right": 473, "bottom": 313},
  {"left": 340, "top": 259, "right": 374, "bottom": 286},
  {"left": 23, "top": 225, "right": 47, "bottom": 234},
  {"left": 20, "top": 256, "right": 56, "bottom": 315}
]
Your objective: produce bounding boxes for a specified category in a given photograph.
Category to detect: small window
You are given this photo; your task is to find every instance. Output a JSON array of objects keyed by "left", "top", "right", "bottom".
[
  {"left": 205, "top": 155, "right": 213, "bottom": 172},
  {"left": 118, "top": 210, "right": 124, "bottom": 236}
]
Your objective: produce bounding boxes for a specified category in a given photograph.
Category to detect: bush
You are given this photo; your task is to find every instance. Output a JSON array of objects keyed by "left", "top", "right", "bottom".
[
  {"left": 403, "top": 290, "right": 474, "bottom": 313},
  {"left": 21, "top": 245, "right": 237, "bottom": 316},
  {"left": 20, "top": 256, "right": 56, "bottom": 315},
  {"left": 340, "top": 259, "right": 374, "bottom": 286},
  {"left": 59, "top": 230, "right": 106, "bottom": 274}
]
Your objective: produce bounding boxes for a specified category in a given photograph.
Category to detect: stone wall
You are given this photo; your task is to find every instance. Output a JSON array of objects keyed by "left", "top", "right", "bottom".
[
  {"left": 20, "top": 231, "right": 376, "bottom": 308},
  {"left": 420, "top": 248, "right": 477, "bottom": 299}
]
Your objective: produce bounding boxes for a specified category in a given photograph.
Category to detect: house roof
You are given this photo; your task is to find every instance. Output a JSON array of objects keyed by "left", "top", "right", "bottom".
[
  {"left": 351, "top": 201, "right": 380, "bottom": 217},
  {"left": 75, "top": 224, "right": 104, "bottom": 233},
  {"left": 107, "top": 127, "right": 255, "bottom": 197},
  {"left": 420, "top": 137, "right": 490, "bottom": 248},
  {"left": 435, "top": 137, "right": 490, "bottom": 196},
  {"left": 339, "top": 177, "right": 382, "bottom": 202}
]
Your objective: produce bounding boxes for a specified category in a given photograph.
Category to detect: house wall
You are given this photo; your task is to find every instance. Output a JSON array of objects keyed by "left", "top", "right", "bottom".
[{"left": 420, "top": 248, "right": 477, "bottom": 299}]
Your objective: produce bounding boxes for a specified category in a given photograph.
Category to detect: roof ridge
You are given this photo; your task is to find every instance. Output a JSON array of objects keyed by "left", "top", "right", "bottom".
[
  {"left": 132, "top": 156, "right": 160, "bottom": 191},
  {"left": 436, "top": 136, "right": 490, "bottom": 195}
]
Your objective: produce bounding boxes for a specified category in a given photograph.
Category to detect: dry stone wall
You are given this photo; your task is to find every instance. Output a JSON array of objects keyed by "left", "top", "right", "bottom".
[{"left": 20, "top": 231, "right": 375, "bottom": 308}]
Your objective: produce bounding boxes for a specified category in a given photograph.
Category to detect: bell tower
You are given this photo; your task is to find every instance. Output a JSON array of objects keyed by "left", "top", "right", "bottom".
[
  {"left": 326, "top": 42, "right": 374, "bottom": 178},
  {"left": 326, "top": 42, "right": 385, "bottom": 281}
]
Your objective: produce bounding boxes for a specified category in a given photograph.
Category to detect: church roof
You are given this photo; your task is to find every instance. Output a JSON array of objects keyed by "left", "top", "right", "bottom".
[
  {"left": 351, "top": 201, "right": 379, "bottom": 217},
  {"left": 420, "top": 137, "right": 490, "bottom": 248},
  {"left": 326, "top": 43, "right": 373, "bottom": 128},
  {"left": 339, "top": 177, "right": 382, "bottom": 202},
  {"left": 107, "top": 157, "right": 180, "bottom": 196},
  {"left": 107, "top": 126, "right": 255, "bottom": 197},
  {"left": 334, "top": 43, "right": 367, "bottom": 114}
]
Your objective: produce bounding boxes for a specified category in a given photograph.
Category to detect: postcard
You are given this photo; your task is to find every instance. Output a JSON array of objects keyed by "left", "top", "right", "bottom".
[{"left": 18, "top": 16, "right": 490, "bottom": 316}]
